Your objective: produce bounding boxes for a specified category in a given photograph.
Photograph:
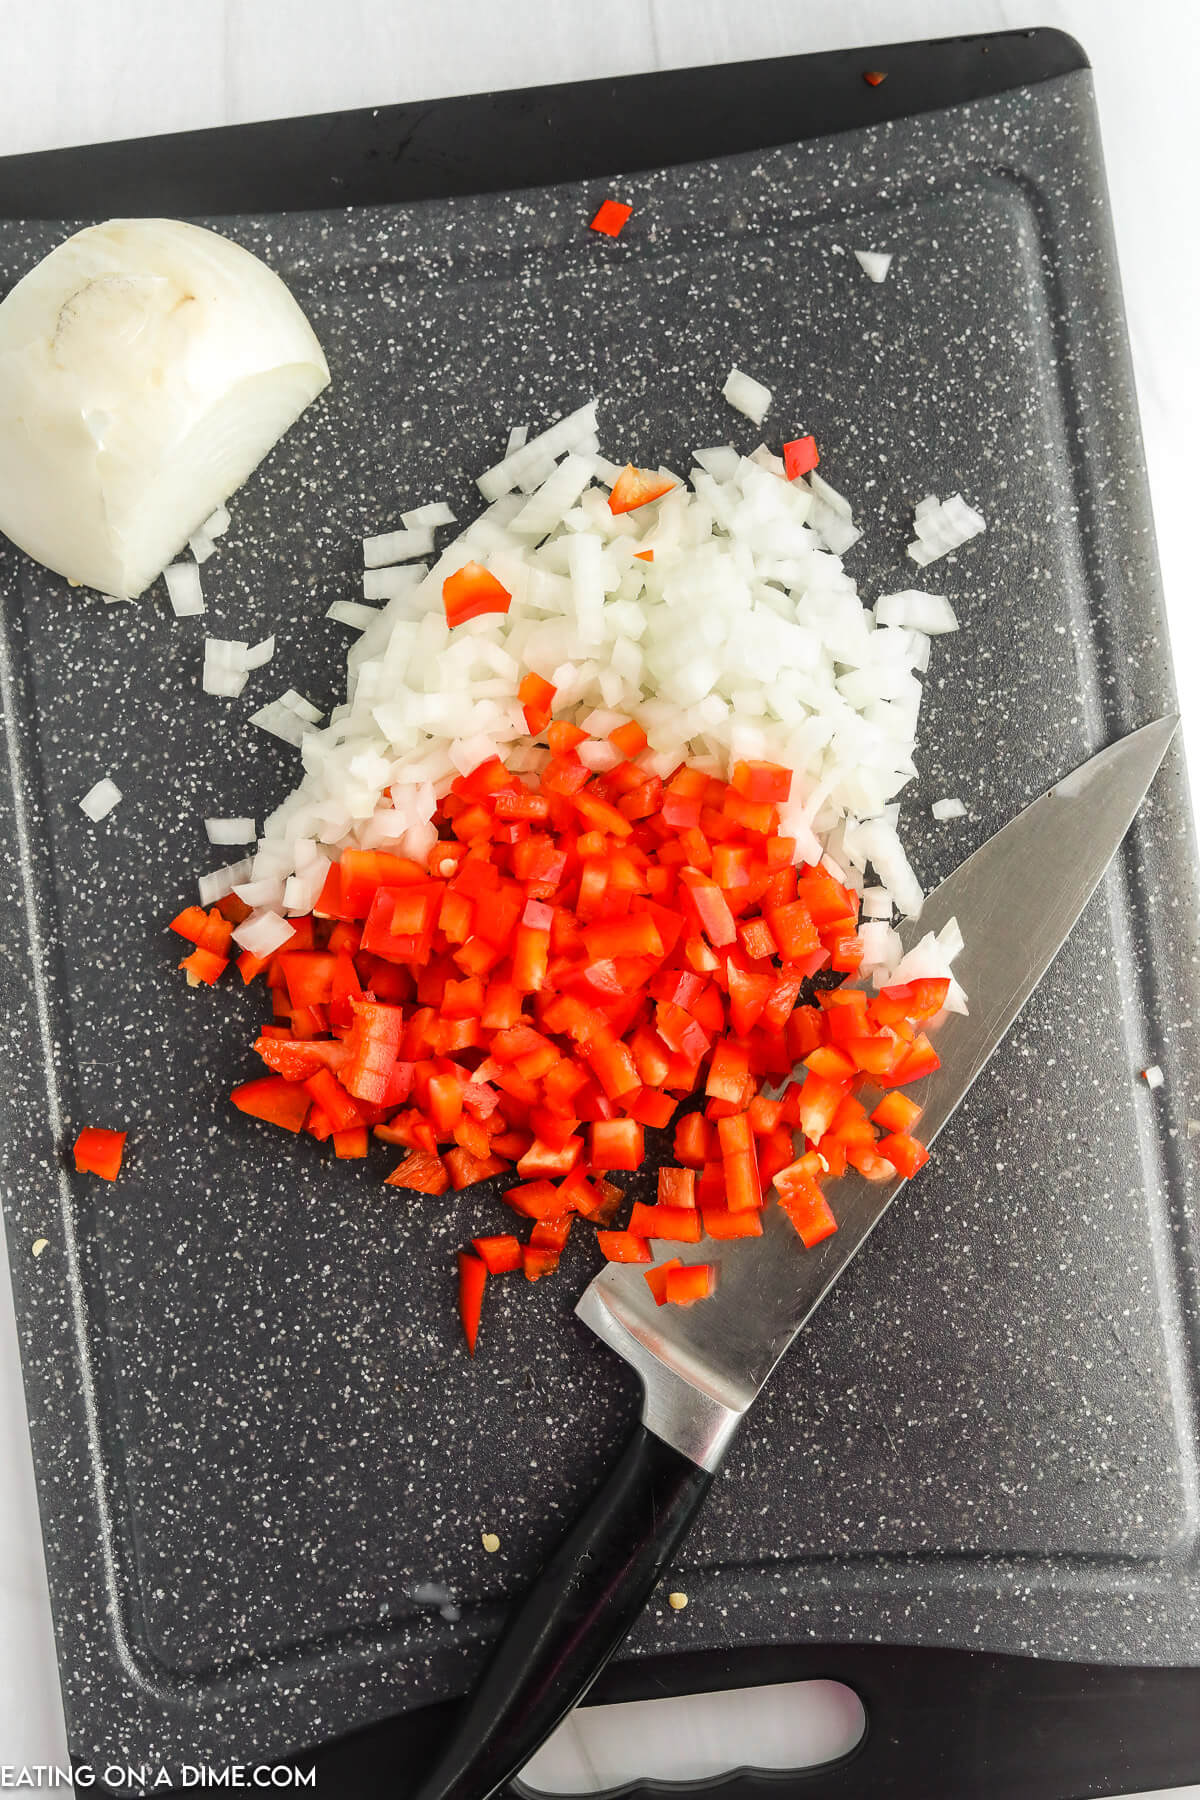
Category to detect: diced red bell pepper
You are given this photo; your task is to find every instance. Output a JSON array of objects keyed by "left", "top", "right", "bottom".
[
  {"left": 530, "top": 1214, "right": 573, "bottom": 1253},
  {"left": 657, "top": 1165, "right": 697, "bottom": 1208},
  {"left": 517, "top": 1135, "right": 584, "bottom": 1179},
  {"left": 332, "top": 1126, "right": 369, "bottom": 1159},
  {"left": 590, "top": 198, "right": 633, "bottom": 237},
  {"left": 890, "top": 1033, "right": 941, "bottom": 1084},
  {"left": 231, "top": 1076, "right": 310, "bottom": 1133},
  {"left": 304, "top": 1067, "right": 363, "bottom": 1133},
  {"left": 519, "top": 670, "right": 557, "bottom": 736},
  {"left": 665, "top": 1263, "right": 714, "bottom": 1306},
  {"left": 588, "top": 1118, "right": 645, "bottom": 1172},
  {"left": 782, "top": 436, "right": 819, "bottom": 481},
  {"left": 504, "top": 1179, "right": 573, "bottom": 1220},
  {"left": 472, "top": 1234, "right": 523, "bottom": 1274},
  {"left": 679, "top": 868, "right": 737, "bottom": 947},
  {"left": 776, "top": 1160, "right": 838, "bottom": 1247},
  {"left": 457, "top": 1251, "right": 486, "bottom": 1354},
  {"left": 608, "top": 465, "right": 674, "bottom": 515},
  {"left": 702, "top": 1206, "right": 763, "bottom": 1239},
  {"left": 627, "top": 1202, "right": 702, "bottom": 1242},
  {"left": 872, "top": 978, "right": 950, "bottom": 1026},
  {"left": 180, "top": 946, "right": 228, "bottom": 985},
  {"left": 797, "top": 1072, "right": 847, "bottom": 1143},
  {"left": 674, "top": 1111, "right": 711, "bottom": 1168},
  {"left": 596, "top": 1230, "right": 652, "bottom": 1264},
  {"left": 731, "top": 760, "right": 793, "bottom": 804},
  {"left": 871, "top": 1090, "right": 924, "bottom": 1133},
  {"left": 443, "top": 561, "right": 512, "bottom": 627},
  {"left": 643, "top": 1258, "right": 683, "bottom": 1305},
  {"left": 73, "top": 1125, "right": 127, "bottom": 1181},
  {"left": 386, "top": 1151, "right": 451, "bottom": 1193},
  {"left": 876, "top": 1131, "right": 930, "bottom": 1179},
  {"left": 522, "top": 1246, "right": 560, "bottom": 1281}
]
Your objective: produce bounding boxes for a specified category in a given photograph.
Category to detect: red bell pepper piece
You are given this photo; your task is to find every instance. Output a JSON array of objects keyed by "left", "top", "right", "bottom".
[
  {"left": 231, "top": 1076, "right": 310, "bottom": 1133},
  {"left": 530, "top": 1214, "right": 573, "bottom": 1253},
  {"left": 782, "top": 436, "right": 819, "bottom": 481},
  {"left": 876, "top": 1131, "right": 930, "bottom": 1179},
  {"left": 73, "top": 1125, "right": 126, "bottom": 1181},
  {"left": 589, "top": 198, "right": 633, "bottom": 237},
  {"left": 643, "top": 1258, "right": 683, "bottom": 1305},
  {"left": 657, "top": 1165, "right": 697, "bottom": 1208},
  {"left": 442, "top": 561, "right": 512, "bottom": 627},
  {"left": 332, "top": 1126, "right": 369, "bottom": 1159},
  {"left": 664, "top": 1263, "right": 715, "bottom": 1306},
  {"left": 180, "top": 946, "right": 228, "bottom": 985},
  {"left": 472, "top": 1235, "right": 523, "bottom": 1274},
  {"left": 608, "top": 466, "right": 674, "bottom": 515},
  {"left": 702, "top": 1206, "right": 763, "bottom": 1239},
  {"left": 871, "top": 1091, "right": 924, "bottom": 1133},
  {"left": 457, "top": 1251, "right": 486, "bottom": 1354},
  {"left": 522, "top": 1245, "right": 560, "bottom": 1281},
  {"left": 627, "top": 1202, "right": 702, "bottom": 1243},
  {"left": 596, "top": 1230, "right": 652, "bottom": 1264},
  {"left": 386, "top": 1151, "right": 450, "bottom": 1194},
  {"left": 588, "top": 1118, "right": 645, "bottom": 1172},
  {"left": 518, "top": 671, "right": 556, "bottom": 736}
]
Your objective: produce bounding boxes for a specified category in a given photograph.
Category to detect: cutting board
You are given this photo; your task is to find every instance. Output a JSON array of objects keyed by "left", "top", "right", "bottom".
[{"left": 1, "top": 29, "right": 1198, "bottom": 1785}]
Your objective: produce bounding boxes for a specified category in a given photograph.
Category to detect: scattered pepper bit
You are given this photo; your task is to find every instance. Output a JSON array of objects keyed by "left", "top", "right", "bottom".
[
  {"left": 590, "top": 198, "right": 633, "bottom": 238},
  {"left": 73, "top": 1126, "right": 126, "bottom": 1182},
  {"left": 782, "top": 436, "right": 819, "bottom": 481},
  {"left": 863, "top": 70, "right": 887, "bottom": 86},
  {"left": 481, "top": 1531, "right": 501, "bottom": 1553},
  {"left": 668, "top": 1591, "right": 689, "bottom": 1611},
  {"left": 31, "top": 1238, "right": 48, "bottom": 1258}
]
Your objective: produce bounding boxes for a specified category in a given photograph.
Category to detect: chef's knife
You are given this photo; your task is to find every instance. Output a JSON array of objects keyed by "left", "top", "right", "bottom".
[{"left": 413, "top": 716, "right": 1178, "bottom": 1800}]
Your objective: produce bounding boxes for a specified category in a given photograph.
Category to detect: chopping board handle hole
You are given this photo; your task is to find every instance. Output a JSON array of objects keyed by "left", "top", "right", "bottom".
[{"left": 513, "top": 1677, "right": 865, "bottom": 1794}]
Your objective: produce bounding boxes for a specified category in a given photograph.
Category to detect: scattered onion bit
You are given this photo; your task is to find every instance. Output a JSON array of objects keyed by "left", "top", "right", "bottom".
[
  {"left": 481, "top": 1531, "right": 501, "bottom": 1553},
  {"left": 608, "top": 465, "right": 675, "bottom": 515},
  {"left": 782, "top": 436, "right": 819, "bottom": 481},
  {"left": 442, "top": 561, "right": 512, "bottom": 627},
  {"left": 863, "top": 69, "right": 887, "bottom": 86},
  {"left": 73, "top": 1126, "right": 126, "bottom": 1182},
  {"left": 31, "top": 1238, "right": 49, "bottom": 1258},
  {"left": 589, "top": 199, "right": 633, "bottom": 238},
  {"left": 1142, "top": 1065, "right": 1164, "bottom": 1090},
  {"left": 668, "top": 1591, "right": 689, "bottom": 1611}
]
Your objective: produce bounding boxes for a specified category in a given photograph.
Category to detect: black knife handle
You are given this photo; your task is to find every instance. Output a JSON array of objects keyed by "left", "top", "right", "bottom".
[{"left": 410, "top": 1423, "right": 715, "bottom": 1800}]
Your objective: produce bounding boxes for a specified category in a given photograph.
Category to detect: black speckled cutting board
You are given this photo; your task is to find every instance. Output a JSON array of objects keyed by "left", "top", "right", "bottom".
[{"left": 1, "top": 31, "right": 1198, "bottom": 1786}]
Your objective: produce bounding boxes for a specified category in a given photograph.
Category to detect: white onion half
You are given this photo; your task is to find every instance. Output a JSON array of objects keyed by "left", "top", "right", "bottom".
[{"left": 0, "top": 218, "right": 329, "bottom": 598}]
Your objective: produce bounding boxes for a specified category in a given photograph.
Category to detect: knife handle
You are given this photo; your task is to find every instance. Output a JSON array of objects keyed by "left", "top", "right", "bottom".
[{"left": 410, "top": 1422, "right": 714, "bottom": 1800}]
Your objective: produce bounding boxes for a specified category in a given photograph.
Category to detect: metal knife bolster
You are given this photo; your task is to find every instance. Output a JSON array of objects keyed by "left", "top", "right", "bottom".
[{"left": 575, "top": 1281, "right": 747, "bottom": 1470}]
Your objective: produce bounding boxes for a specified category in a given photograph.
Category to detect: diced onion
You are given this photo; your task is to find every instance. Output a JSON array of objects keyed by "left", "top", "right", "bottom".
[
  {"left": 362, "top": 525, "right": 436, "bottom": 568},
  {"left": 164, "top": 562, "right": 204, "bottom": 618},
  {"left": 232, "top": 909, "right": 295, "bottom": 957},
  {"left": 79, "top": 777, "right": 121, "bottom": 820},
  {"left": 250, "top": 689, "right": 323, "bottom": 746},
  {"left": 721, "top": 367, "right": 772, "bottom": 424},
  {"left": 931, "top": 797, "right": 966, "bottom": 821},
  {"left": 1142, "top": 1064, "right": 1164, "bottom": 1090},
  {"left": 205, "top": 817, "right": 256, "bottom": 844},
  {"left": 401, "top": 501, "right": 456, "bottom": 529},
  {"left": 853, "top": 249, "right": 893, "bottom": 283},
  {"left": 907, "top": 493, "right": 986, "bottom": 566},
  {"left": 198, "top": 857, "right": 252, "bottom": 904},
  {"left": 326, "top": 600, "right": 380, "bottom": 630}
]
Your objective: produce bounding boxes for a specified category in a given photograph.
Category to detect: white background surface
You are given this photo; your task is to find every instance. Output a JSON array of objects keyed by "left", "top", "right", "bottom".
[{"left": 0, "top": 2, "right": 1197, "bottom": 1795}]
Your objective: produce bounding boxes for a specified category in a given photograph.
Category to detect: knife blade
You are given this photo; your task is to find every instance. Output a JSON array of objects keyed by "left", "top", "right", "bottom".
[
  {"left": 413, "top": 716, "right": 1178, "bottom": 1800},
  {"left": 576, "top": 711, "right": 1182, "bottom": 1471}
]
